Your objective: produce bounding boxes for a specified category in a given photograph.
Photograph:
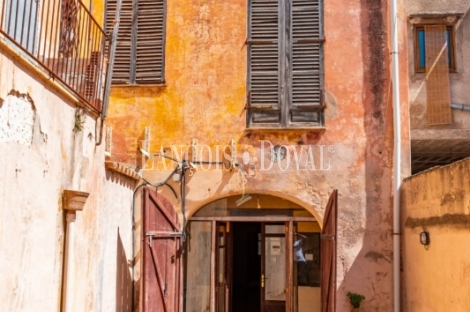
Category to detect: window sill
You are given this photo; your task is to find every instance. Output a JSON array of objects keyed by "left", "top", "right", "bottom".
[
  {"left": 413, "top": 70, "right": 458, "bottom": 75},
  {"left": 246, "top": 126, "right": 326, "bottom": 131},
  {"left": 111, "top": 84, "right": 167, "bottom": 88}
]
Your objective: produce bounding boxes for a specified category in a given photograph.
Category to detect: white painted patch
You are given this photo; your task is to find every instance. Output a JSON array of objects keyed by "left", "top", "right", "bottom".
[{"left": 0, "top": 93, "right": 35, "bottom": 145}]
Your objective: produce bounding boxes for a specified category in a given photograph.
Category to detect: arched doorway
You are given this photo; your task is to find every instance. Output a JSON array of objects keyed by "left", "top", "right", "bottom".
[{"left": 182, "top": 193, "right": 337, "bottom": 312}]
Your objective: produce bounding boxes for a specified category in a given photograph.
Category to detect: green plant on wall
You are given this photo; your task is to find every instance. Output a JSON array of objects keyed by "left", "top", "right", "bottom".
[
  {"left": 347, "top": 291, "right": 365, "bottom": 308},
  {"left": 74, "top": 107, "right": 85, "bottom": 132}
]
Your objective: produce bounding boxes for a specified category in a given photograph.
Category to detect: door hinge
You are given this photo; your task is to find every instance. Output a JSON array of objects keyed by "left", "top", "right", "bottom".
[{"left": 146, "top": 231, "right": 184, "bottom": 238}]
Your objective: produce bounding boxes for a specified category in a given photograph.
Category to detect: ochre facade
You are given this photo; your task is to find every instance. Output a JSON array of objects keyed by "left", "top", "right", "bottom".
[
  {"left": 107, "top": 0, "right": 410, "bottom": 310},
  {"left": 401, "top": 158, "right": 470, "bottom": 311}
]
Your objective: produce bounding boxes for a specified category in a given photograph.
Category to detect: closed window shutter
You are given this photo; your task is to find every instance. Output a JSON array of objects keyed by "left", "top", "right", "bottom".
[
  {"left": 247, "top": 0, "right": 281, "bottom": 127},
  {"left": 424, "top": 25, "right": 452, "bottom": 125},
  {"left": 106, "top": 0, "right": 133, "bottom": 84},
  {"left": 135, "top": 0, "right": 165, "bottom": 84},
  {"left": 289, "top": 0, "right": 323, "bottom": 126}
]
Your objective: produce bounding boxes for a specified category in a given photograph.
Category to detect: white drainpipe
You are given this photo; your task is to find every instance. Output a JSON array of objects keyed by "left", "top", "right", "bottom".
[
  {"left": 61, "top": 190, "right": 89, "bottom": 312},
  {"left": 390, "top": 0, "right": 401, "bottom": 310},
  {"left": 62, "top": 212, "right": 76, "bottom": 312}
]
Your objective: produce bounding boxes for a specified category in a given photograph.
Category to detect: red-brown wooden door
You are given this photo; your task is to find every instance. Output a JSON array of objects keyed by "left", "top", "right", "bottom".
[
  {"left": 142, "top": 188, "right": 183, "bottom": 312},
  {"left": 321, "top": 190, "right": 338, "bottom": 312}
]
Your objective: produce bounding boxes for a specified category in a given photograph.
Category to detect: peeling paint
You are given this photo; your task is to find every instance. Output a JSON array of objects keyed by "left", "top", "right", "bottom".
[{"left": 0, "top": 91, "right": 35, "bottom": 146}]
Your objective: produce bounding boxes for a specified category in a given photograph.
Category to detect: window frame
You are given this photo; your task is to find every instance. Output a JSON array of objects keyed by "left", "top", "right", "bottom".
[
  {"left": 414, "top": 25, "right": 456, "bottom": 73},
  {"left": 246, "top": 0, "right": 325, "bottom": 129}
]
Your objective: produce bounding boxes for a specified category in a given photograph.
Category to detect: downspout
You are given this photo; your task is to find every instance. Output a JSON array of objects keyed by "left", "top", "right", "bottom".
[
  {"left": 96, "top": 0, "right": 121, "bottom": 146},
  {"left": 102, "top": 0, "right": 121, "bottom": 119},
  {"left": 390, "top": 0, "right": 401, "bottom": 310}
]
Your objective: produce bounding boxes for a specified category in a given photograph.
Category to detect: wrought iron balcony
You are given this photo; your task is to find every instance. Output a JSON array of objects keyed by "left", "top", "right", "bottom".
[{"left": 0, "top": 0, "right": 110, "bottom": 113}]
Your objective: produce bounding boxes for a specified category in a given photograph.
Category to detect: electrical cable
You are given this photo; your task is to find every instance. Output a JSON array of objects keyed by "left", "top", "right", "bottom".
[{"left": 130, "top": 156, "right": 242, "bottom": 310}]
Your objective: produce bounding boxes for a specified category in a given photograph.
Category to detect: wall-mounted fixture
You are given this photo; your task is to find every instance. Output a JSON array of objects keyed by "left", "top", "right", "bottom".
[
  {"left": 62, "top": 190, "right": 89, "bottom": 312},
  {"left": 420, "top": 231, "right": 430, "bottom": 250},
  {"left": 272, "top": 145, "right": 287, "bottom": 161}
]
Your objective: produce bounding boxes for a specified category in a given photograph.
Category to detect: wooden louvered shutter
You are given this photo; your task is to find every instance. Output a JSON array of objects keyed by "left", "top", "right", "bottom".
[
  {"left": 321, "top": 189, "right": 337, "bottom": 312},
  {"left": 136, "top": 0, "right": 165, "bottom": 84},
  {"left": 247, "top": 0, "right": 281, "bottom": 127},
  {"left": 106, "top": 0, "right": 133, "bottom": 84},
  {"left": 288, "top": 0, "right": 324, "bottom": 127}
]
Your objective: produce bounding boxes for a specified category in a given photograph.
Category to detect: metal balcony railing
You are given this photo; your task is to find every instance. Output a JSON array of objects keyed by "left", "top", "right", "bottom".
[{"left": 0, "top": 0, "right": 110, "bottom": 113}]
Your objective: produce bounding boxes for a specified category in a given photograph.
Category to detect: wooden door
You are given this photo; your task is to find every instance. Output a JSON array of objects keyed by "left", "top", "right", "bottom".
[
  {"left": 321, "top": 190, "right": 338, "bottom": 312},
  {"left": 215, "top": 222, "right": 231, "bottom": 312},
  {"left": 261, "top": 223, "right": 287, "bottom": 312},
  {"left": 142, "top": 187, "right": 183, "bottom": 312}
]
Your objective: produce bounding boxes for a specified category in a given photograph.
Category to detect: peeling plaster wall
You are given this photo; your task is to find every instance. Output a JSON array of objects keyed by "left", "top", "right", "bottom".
[
  {"left": 107, "top": 0, "right": 411, "bottom": 310},
  {"left": 0, "top": 36, "right": 135, "bottom": 312},
  {"left": 401, "top": 157, "right": 470, "bottom": 311},
  {"left": 406, "top": 1, "right": 470, "bottom": 130}
]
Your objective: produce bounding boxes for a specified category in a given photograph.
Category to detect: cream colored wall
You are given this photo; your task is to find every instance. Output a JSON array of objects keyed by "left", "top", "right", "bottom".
[
  {"left": 401, "top": 157, "right": 470, "bottom": 311},
  {"left": 0, "top": 25, "right": 135, "bottom": 312}
]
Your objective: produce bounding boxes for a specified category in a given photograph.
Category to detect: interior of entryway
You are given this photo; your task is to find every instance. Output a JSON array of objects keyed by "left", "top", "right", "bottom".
[
  {"left": 231, "top": 222, "right": 261, "bottom": 312},
  {"left": 183, "top": 194, "right": 328, "bottom": 312}
]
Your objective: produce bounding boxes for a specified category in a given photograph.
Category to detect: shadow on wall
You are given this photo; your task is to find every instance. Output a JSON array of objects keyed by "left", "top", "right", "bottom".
[
  {"left": 106, "top": 169, "right": 138, "bottom": 189},
  {"left": 116, "top": 228, "right": 132, "bottom": 312},
  {"left": 338, "top": 0, "right": 395, "bottom": 310}
]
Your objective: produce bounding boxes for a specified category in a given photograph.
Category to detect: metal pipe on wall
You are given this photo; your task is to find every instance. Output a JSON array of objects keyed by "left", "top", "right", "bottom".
[
  {"left": 62, "top": 213, "right": 76, "bottom": 312},
  {"left": 451, "top": 103, "right": 470, "bottom": 111},
  {"left": 390, "top": 0, "right": 402, "bottom": 310}
]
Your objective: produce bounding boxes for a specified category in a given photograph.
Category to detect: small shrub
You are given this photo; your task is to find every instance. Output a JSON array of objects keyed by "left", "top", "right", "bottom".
[{"left": 347, "top": 291, "right": 365, "bottom": 308}]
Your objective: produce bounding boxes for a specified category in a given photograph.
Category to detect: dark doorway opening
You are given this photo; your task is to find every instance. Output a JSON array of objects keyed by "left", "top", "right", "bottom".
[{"left": 232, "top": 222, "right": 261, "bottom": 312}]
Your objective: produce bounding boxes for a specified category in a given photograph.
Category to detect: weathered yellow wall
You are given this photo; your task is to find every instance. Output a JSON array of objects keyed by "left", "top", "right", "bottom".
[
  {"left": 106, "top": 0, "right": 411, "bottom": 310},
  {"left": 401, "top": 158, "right": 470, "bottom": 311}
]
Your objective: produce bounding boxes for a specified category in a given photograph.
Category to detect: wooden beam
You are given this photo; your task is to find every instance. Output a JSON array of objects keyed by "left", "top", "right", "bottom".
[{"left": 190, "top": 216, "right": 317, "bottom": 222}]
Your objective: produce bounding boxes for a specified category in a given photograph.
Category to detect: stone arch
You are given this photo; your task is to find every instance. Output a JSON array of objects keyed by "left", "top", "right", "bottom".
[{"left": 187, "top": 188, "right": 324, "bottom": 227}]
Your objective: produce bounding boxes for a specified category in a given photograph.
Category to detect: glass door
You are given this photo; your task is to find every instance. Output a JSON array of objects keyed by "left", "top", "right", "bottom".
[
  {"left": 291, "top": 222, "right": 322, "bottom": 312},
  {"left": 261, "top": 223, "right": 287, "bottom": 312}
]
